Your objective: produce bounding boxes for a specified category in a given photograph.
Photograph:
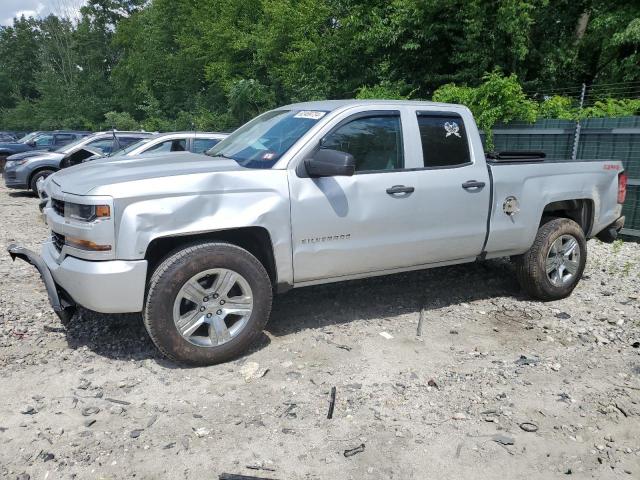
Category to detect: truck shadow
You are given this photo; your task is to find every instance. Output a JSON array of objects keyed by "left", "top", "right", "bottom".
[
  {"left": 62, "top": 259, "right": 522, "bottom": 365},
  {"left": 266, "top": 258, "right": 522, "bottom": 337},
  {"left": 8, "top": 191, "right": 37, "bottom": 198}
]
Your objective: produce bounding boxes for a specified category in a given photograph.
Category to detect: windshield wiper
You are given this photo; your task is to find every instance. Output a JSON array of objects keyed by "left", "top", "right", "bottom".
[{"left": 209, "top": 152, "right": 236, "bottom": 160}]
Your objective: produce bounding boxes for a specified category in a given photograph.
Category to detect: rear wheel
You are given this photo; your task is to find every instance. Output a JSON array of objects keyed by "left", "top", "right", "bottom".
[
  {"left": 143, "top": 242, "right": 272, "bottom": 365},
  {"left": 30, "top": 169, "right": 55, "bottom": 195},
  {"left": 515, "top": 218, "right": 587, "bottom": 301}
]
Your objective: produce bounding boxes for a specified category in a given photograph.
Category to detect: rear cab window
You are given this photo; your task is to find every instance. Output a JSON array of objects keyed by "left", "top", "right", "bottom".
[{"left": 416, "top": 112, "right": 471, "bottom": 168}]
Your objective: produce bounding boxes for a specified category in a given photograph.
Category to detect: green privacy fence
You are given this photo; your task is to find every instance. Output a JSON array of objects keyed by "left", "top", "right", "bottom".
[{"left": 486, "top": 116, "right": 640, "bottom": 238}]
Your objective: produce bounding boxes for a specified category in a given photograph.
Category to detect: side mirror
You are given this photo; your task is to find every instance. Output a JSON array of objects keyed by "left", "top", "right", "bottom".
[
  {"left": 28, "top": 141, "right": 36, "bottom": 147},
  {"left": 305, "top": 149, "right": 355, "bottom": 177}
]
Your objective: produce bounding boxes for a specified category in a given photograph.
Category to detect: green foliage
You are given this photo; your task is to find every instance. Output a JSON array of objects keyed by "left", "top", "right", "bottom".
[
  {"left": 356, "top": 82, "right": 412, "bottom": 100},
  {"left": 227, "top": 79, "right": 275, "bottom": 124},
  {"left": 104, "top": 111, "right": 139, "bottom": 130},
  {"left": 1, "top": 1, "right": 639, "bottom": 131},
  {"left": 538, "top": 96, "right": 578, "bottom": 120},
  {"left": 581, "top": 99, "right": 640, "bottom": 119},
  {"left": 433, "top": 71, "right": 538, "bottom": 148}
]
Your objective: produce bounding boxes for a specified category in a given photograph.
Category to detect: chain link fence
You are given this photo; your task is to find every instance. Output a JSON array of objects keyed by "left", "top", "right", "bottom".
[
  {"left": 488, "top": 81, "right": 640, "bottom": 239},
  {"left": 489, "top": 115, "right": 640, "bottom": 238}
]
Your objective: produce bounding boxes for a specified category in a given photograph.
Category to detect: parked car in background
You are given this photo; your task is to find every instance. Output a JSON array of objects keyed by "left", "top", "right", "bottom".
[
  {"left": 3, "top": 131, "right": 152, "bottom": 193},
  {"left": 59, "top": 131, "right": 228, "bottom": 169},
  {"left": 0, "top": 132, "right": 18, "bottom": 142},
  {"left": 0, "top": 131, "right": 90, "bottom": 170}
]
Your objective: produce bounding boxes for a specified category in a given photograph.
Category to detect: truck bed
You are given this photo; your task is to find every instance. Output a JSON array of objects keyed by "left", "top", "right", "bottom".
[{"left": 483, "top": 159, "right": 623, "bottom": 259}]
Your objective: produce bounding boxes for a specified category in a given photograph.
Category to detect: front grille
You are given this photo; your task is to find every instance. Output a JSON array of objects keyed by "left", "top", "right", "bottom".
[
  {"left": 51, "top": 198, "right": 64, "bottom": 216},
  {"left": 52, "top": 232, "right": 65, "bottom": 252},
  {"left": 5, "top": 171, "right": 16, "bottom": 180}
]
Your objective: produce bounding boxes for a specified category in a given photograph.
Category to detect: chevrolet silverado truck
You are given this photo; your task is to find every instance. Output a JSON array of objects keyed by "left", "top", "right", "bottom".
[{"left": 7, "top": 100, "right": 627, "bottom": 365}]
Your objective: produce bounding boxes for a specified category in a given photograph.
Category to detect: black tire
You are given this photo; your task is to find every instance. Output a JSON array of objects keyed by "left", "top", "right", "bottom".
[
  {"left": 30, "top": 169, "right": 55, "bottom": 194},
  {"left": 143, "top": 242, "right": 273, "bottom": 365},
  {"left": 514, "top": 218, "right": 587, "bottom": 301}
]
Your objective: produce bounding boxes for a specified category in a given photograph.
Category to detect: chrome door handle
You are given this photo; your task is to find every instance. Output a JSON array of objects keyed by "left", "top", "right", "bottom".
[
  {"left": 461, "top": 180, "right": 485, "bottom": 190},
  {"left": 386, "top": 185, "right": 415, "bottom": 195}
]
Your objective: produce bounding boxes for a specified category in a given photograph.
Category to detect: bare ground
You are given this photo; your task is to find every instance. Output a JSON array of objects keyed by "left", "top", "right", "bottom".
[{"left": 0, "top": 183, "right": 639, "bottom": 479}]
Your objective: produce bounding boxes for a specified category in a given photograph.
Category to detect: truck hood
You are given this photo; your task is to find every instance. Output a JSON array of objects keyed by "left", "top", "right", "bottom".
[
  {"left": 7, "top": 150, "right": 64, "bottom": 162},
  {"left": 51, "top": 152, "right": 246, "bottom": 195}
]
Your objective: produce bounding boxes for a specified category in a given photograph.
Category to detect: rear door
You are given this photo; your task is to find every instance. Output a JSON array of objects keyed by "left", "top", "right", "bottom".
[{"left": 402, "top": 109, "right": 490, "bottom": 263}]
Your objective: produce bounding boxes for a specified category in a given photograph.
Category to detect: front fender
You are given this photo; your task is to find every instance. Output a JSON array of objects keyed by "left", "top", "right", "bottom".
[{"left": 114, "top": 171, "right": 293, "bottom": 286}]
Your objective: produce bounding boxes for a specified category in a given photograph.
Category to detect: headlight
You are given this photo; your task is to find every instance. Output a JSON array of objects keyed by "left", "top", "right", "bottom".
[
  {"left": 65, "top": 202, "right": 111, "bottom": 222},
  {"left": 9, "top": 159, "right": 29, "bottom": 166}
]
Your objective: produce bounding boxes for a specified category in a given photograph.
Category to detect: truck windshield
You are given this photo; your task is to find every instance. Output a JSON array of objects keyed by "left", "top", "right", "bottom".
[{"left": 206, "top": 109, "right": 326, "bottom": 168}]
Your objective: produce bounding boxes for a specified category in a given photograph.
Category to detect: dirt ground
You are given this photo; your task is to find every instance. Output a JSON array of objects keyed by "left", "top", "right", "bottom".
[{"left": 1, "top": 182, "right": 639, "bottom": 480}]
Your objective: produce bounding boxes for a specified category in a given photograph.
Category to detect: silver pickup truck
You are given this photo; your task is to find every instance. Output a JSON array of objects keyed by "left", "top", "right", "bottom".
[{"left": 8, "top": 100, "right": 627, "bottom": 365}]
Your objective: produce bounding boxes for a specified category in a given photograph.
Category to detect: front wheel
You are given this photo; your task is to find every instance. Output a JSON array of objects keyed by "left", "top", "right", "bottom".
[
  {"left": 144, "top": 242, "right": 273, "bottom": 365},
  {"left": 515, "top": 218, "right": 587, "bottom": 301}
]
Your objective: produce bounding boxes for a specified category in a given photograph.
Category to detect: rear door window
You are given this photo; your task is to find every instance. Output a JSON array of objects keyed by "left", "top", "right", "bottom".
[
  {"left": 54, "top": 134, "right": 75, "bottom": 146},
  {"left": 145, "top": 138, "right": 187, "bottom": 153},
  {"left": 193, "top": 138, "right": 221, "bottom": 153},
  {"left": 416, "top": 112, "right": 471, "bottom": 168}
]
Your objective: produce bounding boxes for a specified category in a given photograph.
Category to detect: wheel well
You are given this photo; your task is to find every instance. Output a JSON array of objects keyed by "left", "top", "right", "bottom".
[
  {"left": 145, "top": 227, "right": 278, "bottom": 286},
  {"left": 28, "top": 166, "right": 57, "bottom": 187},
  {"left": 541, "top": 199, "right": 593, "bottom": 235}
]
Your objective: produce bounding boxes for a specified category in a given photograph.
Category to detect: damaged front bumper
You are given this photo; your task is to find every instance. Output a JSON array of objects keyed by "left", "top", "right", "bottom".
[
  {"left": 8, "top": 244, "right": 76, "bottom": 323},
  {"left": 7, "top": 242, "right": 148, "bottom": 318}
]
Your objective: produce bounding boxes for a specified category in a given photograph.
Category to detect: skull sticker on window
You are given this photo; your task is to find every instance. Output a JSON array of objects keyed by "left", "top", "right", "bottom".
[{"left": 444, "top": 121, "right": 461, "bottom": 138}]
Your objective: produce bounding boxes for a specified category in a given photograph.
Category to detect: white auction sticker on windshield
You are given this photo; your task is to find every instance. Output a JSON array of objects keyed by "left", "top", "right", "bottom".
[{"left": 294, "top": 110, "right": 326, "bottom": 120}]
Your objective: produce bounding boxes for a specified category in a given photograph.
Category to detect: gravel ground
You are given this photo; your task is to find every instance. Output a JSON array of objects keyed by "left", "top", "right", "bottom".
[{"left": 1, "top": 183, "right": 639, "bottom": 480}]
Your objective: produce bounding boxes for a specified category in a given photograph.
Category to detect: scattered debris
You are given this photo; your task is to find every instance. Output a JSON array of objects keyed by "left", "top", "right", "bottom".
[
  {"left": 193, "top": 427, "right": 211, "bottom": 438},
  {"left": 379, "top": 331, "right": 393, "bottom": 340},
  {"left": 240, "top": 362, "right": 269, "bottom": 382},
  {"left": 20, "top": 406, "right": 37, "bottom": 415},
  {"left": 38, "top": 451, "right": 55, "bottom": 462},
  {"left": 343, "top": 443, "right": 366, "bottom": 457},
  {"left": 81, "top": 406, "right": 100, "bottom": 416},
  {"left": 129, "top": 429, "right": 143, "bottom": 439},
  {"left": 515, "top": 355, "right": 539, "bottom": 366},
  {"left": 416, "top": 309, "right": 425, "bottom": 336},
  {"left": 520, "top": 422, "right": 539, "bottom": 433},
  {"left": 491, "top": 434, "right": 515, "bottom": 446},
  {"left": 246, "top": 464, "right": 276, "bottom": 472},
  {"left": 219, "top": 474, "right": 278, "bottom": 480},
  {"left": 327, "top": 386, "right": 337, "bottom": 419},
  {"left": 104, "top": 398, "right": 131, "bottom": 405},
  {"left": 427, "top": 379, "right": 439, "bottom": 390},
  {"left": 452, "top": 412, "right": 467, "bottom": 420}
]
